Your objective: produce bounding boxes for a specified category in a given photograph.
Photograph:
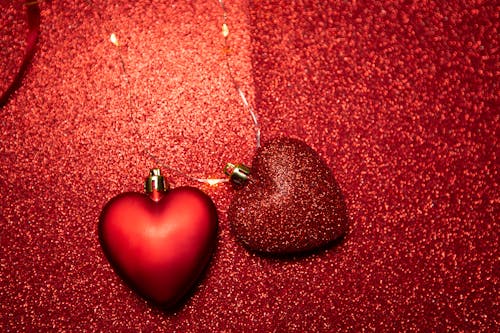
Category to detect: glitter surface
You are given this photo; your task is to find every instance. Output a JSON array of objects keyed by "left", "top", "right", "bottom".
[
  {"left": 229, "top": 137, "right": 347, "bottom": 253},
  {"left": 0, "top": 1, "right": 28, "bottom": 95},
  {"left": 1, "top": 0, "right": 498, "bottom": 331}
]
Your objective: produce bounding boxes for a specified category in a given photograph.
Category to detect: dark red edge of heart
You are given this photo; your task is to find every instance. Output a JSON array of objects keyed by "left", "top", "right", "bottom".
[
  {"left": 0, "top": 2, "right": 41, "bottom": 108},
  {"left": 97, "top": 187, "right": 219, "bottom": 310},
  {"left": 229, "top": 136, "right": 349, "bottom": 255}
]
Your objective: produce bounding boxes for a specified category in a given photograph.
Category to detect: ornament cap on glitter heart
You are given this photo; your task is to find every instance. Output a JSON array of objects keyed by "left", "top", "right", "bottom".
[
  {"left": 99, "top": 169, "right": 218, "bottom": 308},
  {"left": 224, "top": 163, "right": 251, "bottom": 186},
  {"left": 228, "top": 137, "right": 348, "bottom": 254}
]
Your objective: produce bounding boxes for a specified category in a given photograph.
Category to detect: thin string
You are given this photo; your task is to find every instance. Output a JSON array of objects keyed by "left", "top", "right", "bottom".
[
  {"left": 110, "top": 1, "right": 259, "bottom": 185},
  {"left": 218, "top": 0, "right": 261, "bottom": 147},
  {"left": 111, "top": 33, "right": 210, "bottom": 185}
]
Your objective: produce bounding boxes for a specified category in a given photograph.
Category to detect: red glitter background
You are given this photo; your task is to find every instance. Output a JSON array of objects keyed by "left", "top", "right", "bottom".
[{"left": 1, "top": 0, "right": 498, "bottom": 331}]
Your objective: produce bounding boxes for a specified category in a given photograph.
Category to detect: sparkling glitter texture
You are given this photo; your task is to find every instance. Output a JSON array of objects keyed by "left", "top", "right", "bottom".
[
  {"left": 229, "top": 137, "right": 347, "bottom": 253},
  {"left": 0, "top": 1, "right": 28, "bottom": 95},
  {"left": 1, "top": 0, "right": 498, "bottom": 331}
]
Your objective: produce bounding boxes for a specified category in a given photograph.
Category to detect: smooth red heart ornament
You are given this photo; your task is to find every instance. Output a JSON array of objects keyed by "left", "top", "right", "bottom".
[
  {"left": 99, "top": 172, "right": 217, "bottom": 308},
  {"left": 228, "top": 137, "right": 347, "bottom": 254}
]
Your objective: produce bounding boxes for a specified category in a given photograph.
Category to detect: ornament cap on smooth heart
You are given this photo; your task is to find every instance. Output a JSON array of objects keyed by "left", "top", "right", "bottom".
[
  {"left": 144, "top": 168, "right": 169, "bottom": 198},
  {"left": 99, "top": 169, "right": 218, "bottom": 308},
  {"left": 228, "top": 137, "right": 348, "bottom": 254}
]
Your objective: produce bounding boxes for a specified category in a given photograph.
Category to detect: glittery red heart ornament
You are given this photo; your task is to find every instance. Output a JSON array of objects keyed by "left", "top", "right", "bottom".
[
  {"left": 228, "top": 137, "right": 347, "bottom": 254},
  {"left": 99, "top": 182, "right": 217, "bottom": 308}
]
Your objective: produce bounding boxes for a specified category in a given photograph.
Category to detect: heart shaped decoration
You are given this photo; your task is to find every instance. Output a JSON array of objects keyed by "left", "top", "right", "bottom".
[
  {"left": 99, "top": 178, "right": 218, "bottom": 308},
  {"left": 228, "top": 137, "right": 347, "bottom": 254}
]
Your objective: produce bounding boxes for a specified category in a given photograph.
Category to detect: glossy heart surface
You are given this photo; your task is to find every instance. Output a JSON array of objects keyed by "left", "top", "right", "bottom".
[
  {"left": 99, "top": 187, "right": 218, "bottom": 308},
  {"left": 228, "top": 137, "right": 347, "bottom": 254}
]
